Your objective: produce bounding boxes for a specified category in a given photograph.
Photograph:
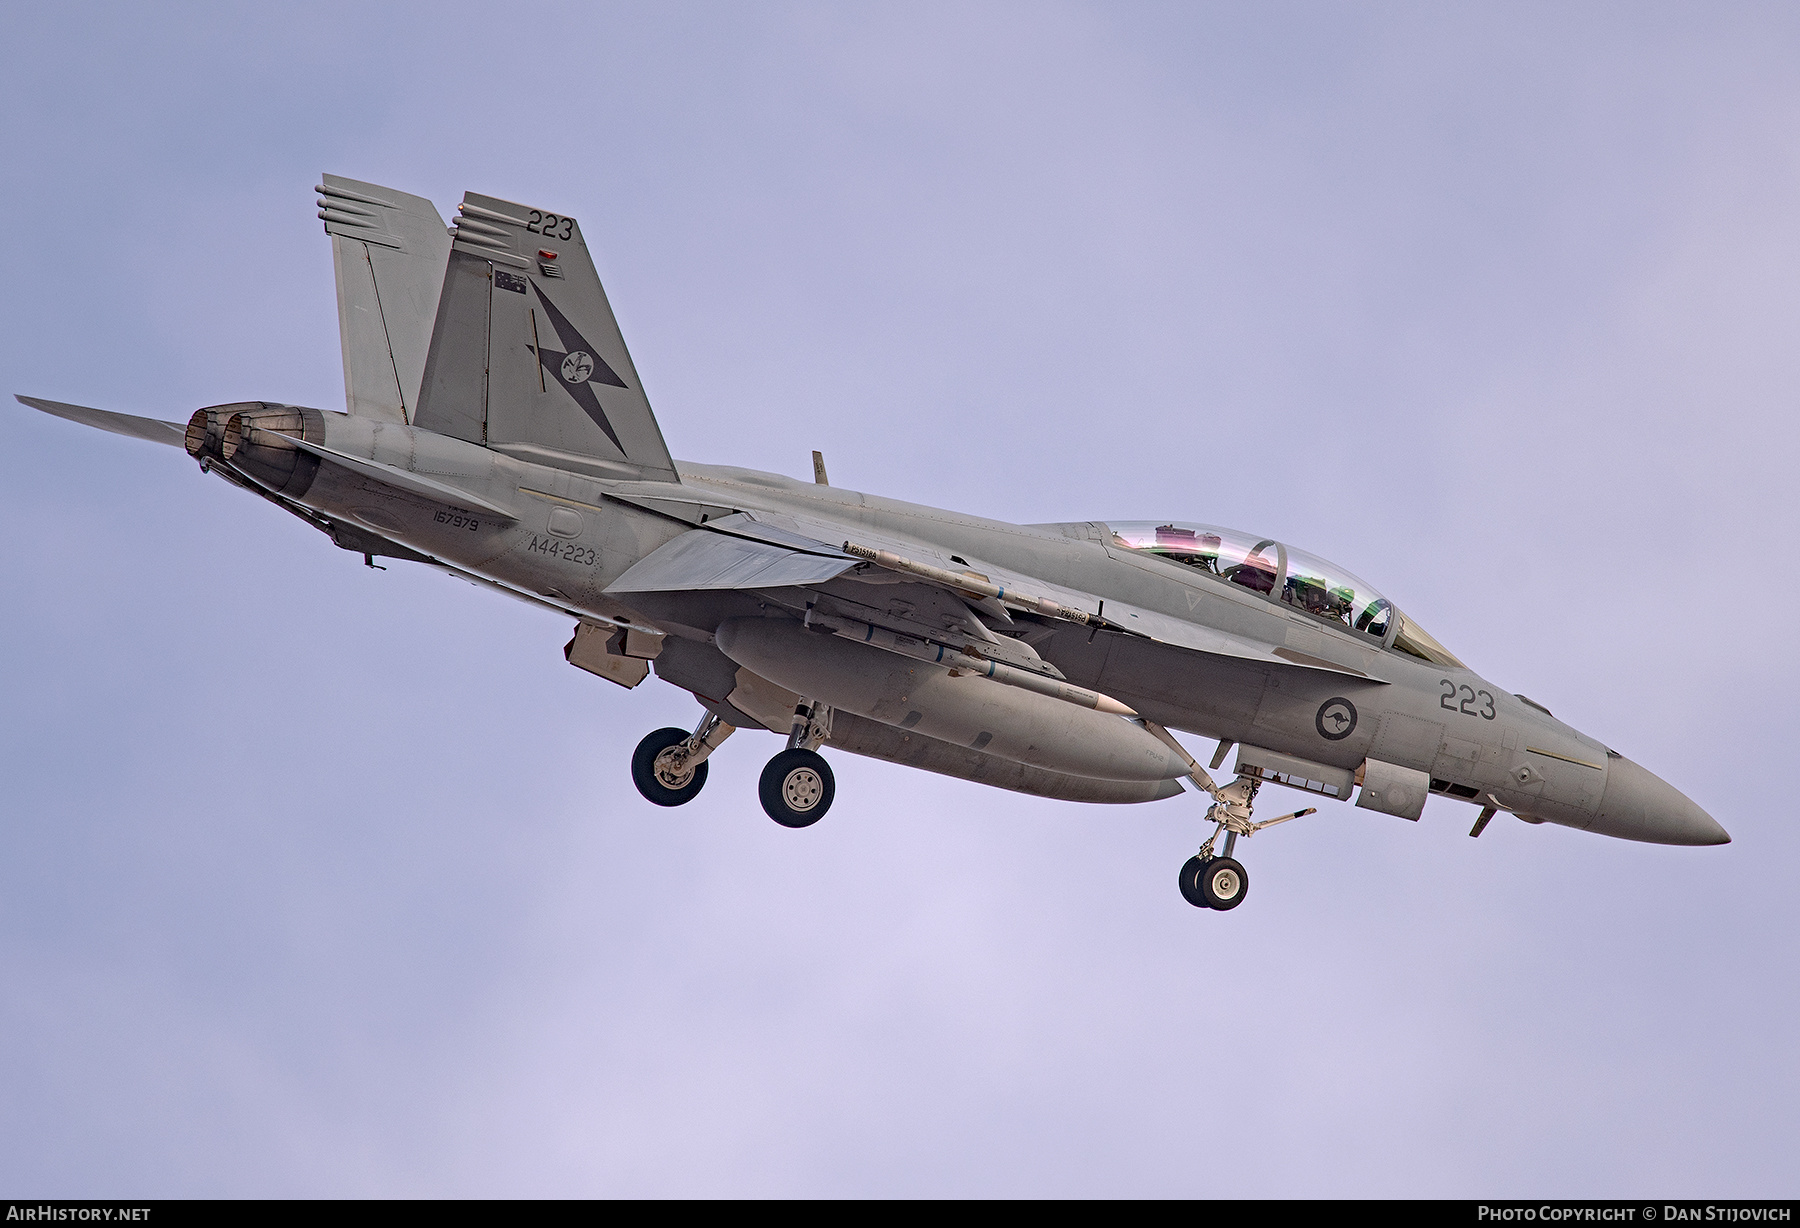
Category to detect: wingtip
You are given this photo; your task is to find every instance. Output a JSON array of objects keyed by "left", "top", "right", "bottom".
[{"left": 14, "top": 394, "right": 77, "bottom": 416}]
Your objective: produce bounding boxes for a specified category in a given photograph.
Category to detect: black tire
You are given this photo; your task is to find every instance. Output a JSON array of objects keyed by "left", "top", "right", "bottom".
[
  {"left": 759, "top": 748, "right": 835, "bottom": 828},
  {"left": 1198, "top": 856, "right": 1248, "bottom": 911},
  {"left": 1178, "top": 856, "right": 1213, "bottom": 908},
  {"left": 631, "top": 727, "right": 709, "bottom": 807}
]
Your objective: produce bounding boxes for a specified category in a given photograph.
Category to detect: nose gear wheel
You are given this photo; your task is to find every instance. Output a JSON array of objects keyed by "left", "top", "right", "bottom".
[
  {"left": 1178, "top": 856, "right": 1210, "bottom": 908},
  {"left": 1197, "top": 856, "right": 1247, "bottom": 909}
]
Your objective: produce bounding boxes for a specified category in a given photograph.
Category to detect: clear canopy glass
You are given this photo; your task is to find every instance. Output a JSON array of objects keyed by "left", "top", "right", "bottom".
[
  {"left": 1104, "top": 520, "right": 1454, "bottom": 656},
  {"left": 1278, "top": 544, "right": 1392, "bottom": 639},
  {"left": 1107, "top": 522, "right": 1280, "bottom": 595}
]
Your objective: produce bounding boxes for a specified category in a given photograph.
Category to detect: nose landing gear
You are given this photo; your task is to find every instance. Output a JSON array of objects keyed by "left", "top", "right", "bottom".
[
  {"left": 1180, "top": 774, "right": 1315, "bottom": 911},
  {"left": 1180, "top": 854, "right": 1248, "bottom": 909}
]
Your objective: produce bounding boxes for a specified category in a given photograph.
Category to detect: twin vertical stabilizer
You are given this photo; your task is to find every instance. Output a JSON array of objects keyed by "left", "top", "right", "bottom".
[
  {"left": 318, "top": 175, "right": 452, "bottom": 425},
  {"left": 413, "top": 193, "right": 679, "bottom": 482}
]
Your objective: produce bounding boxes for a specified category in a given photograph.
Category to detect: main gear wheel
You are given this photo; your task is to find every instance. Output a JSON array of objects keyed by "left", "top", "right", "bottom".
[
  {"left": 759, "top": 748, "right": 835, "bottom": 827},
  {"left": 631, "top": 727, "right": 710, "bottom": 807}
]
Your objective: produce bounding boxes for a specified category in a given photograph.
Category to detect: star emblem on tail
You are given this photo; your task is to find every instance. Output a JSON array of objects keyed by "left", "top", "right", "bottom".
[{"left": 528, "top": 283, "right": 629, "bottom": 453}]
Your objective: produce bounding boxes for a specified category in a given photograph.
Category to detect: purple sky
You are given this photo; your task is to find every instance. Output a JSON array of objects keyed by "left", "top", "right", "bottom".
[{"left": 2, "top": 1, "right": 1795, "bottom": 1196}]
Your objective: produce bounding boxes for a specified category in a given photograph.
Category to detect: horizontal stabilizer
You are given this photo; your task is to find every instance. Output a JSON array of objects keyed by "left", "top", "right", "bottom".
[
  {"left": 608, "top": 521, "right": 858, "bottom": 594},
  {"left": 263, "top": 429, "right": 518, "bottom": 521},
  {"left": 16, "top": 396, "right": 186, "bottom": 447}
]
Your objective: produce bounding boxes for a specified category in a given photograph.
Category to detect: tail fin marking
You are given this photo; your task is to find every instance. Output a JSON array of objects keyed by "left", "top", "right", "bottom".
[
  {"left": 527, "top": 281, "right": 631, "bottom": 453},
  {"left": 414, "top": 192, "right": 677, "bottom": 482}
]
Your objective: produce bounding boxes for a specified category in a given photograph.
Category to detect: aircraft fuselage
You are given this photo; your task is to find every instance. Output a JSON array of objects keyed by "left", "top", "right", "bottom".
[{"left": 206, "top": 404, "right": 1722, "bottom": 849}]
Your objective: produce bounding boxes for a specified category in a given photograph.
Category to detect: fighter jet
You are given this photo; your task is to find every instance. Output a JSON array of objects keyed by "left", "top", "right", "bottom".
[{"left": 16, "top": 176, "right": 1729, "bottom": 912}]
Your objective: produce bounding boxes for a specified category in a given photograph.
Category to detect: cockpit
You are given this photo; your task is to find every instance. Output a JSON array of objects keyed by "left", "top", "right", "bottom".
[{"left": 1104, "top": 521, "right": 1464, "bottom": 668}]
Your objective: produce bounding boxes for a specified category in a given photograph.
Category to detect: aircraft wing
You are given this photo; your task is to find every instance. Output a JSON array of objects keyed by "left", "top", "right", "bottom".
[
  {"left": 760, "top": 507, "right": 1385, "bottom": 682},
  {"left": 605, "top": 500, "right": 1380, "bottom": 682},
  {"left": 607, "top": 513, "right": 859, "bottom": 593},
  {"left": 16, "top": 396, "right": 187, "bottom": 447}
]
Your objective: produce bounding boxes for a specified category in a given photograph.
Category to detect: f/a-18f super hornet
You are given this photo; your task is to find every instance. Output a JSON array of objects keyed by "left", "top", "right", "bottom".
[{"left": 17, "top": 175, "right": 1729, "bottom": 911}]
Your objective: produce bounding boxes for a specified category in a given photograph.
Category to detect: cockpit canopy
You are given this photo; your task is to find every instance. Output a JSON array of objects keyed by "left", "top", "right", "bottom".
[{"left": 1104, "top": 521, "right": 1463, "bottom": 668}]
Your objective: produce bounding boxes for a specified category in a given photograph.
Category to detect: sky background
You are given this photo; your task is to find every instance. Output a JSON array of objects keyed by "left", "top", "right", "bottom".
[{"left": 2, "top": 0, "right": 1796, "bottom": 1198}]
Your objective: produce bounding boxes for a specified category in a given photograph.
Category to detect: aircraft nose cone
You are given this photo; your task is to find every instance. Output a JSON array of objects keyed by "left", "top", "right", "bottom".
[{"left": 1590, "top": 755, "right": 1729, "bottom": 846}]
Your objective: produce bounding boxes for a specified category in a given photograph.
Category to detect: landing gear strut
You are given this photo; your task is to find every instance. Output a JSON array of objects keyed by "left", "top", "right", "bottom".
[
  {"left": 759, "top": 700, "right": 835, "bottom": 828},
  {"left": 631, "top": 713, "right": 734, "bottom": 807},
  {"left": 1179, "top": 772, "right": 1316, "bottom": 911}
]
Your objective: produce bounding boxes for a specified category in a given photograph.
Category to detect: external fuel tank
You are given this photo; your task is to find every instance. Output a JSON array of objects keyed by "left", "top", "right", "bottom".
[{"left": 713, "top": 617, "right": 1190, "bottom": 783}]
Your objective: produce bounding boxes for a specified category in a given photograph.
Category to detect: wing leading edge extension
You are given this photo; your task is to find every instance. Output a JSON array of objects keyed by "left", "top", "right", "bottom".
[{"left": 607, "top": 515, "right": 857, "bottom": 593}]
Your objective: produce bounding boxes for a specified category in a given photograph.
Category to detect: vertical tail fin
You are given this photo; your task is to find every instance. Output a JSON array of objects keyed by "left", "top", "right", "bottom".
[
  {"left": 317, "top": 175, "right": 452, "bottom": 424},
  {"left": 413, "top": 192, "right": 678, "bottom": 482}
]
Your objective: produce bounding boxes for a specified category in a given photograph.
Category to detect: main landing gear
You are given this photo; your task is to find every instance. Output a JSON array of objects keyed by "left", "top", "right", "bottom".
[
  {"left": 1181, "top": 774, "right": 1316, "bottom": 912},
  {"left": 760, "top": 700, "right": 835, "bottom": 827},
  {"left": 760, "top": 748, "right": 834, "bottom": 827},
  {"left": 631, "top": 713, "right": 734, "bottom": 807},
  {"left": 630, "top": 700, "right": 837, "bottom": 828}
]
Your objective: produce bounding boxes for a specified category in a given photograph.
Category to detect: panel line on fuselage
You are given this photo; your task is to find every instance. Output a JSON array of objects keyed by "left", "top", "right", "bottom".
[{"left": 1525, "top": 746, "right": 1605, "bottom": 771}]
